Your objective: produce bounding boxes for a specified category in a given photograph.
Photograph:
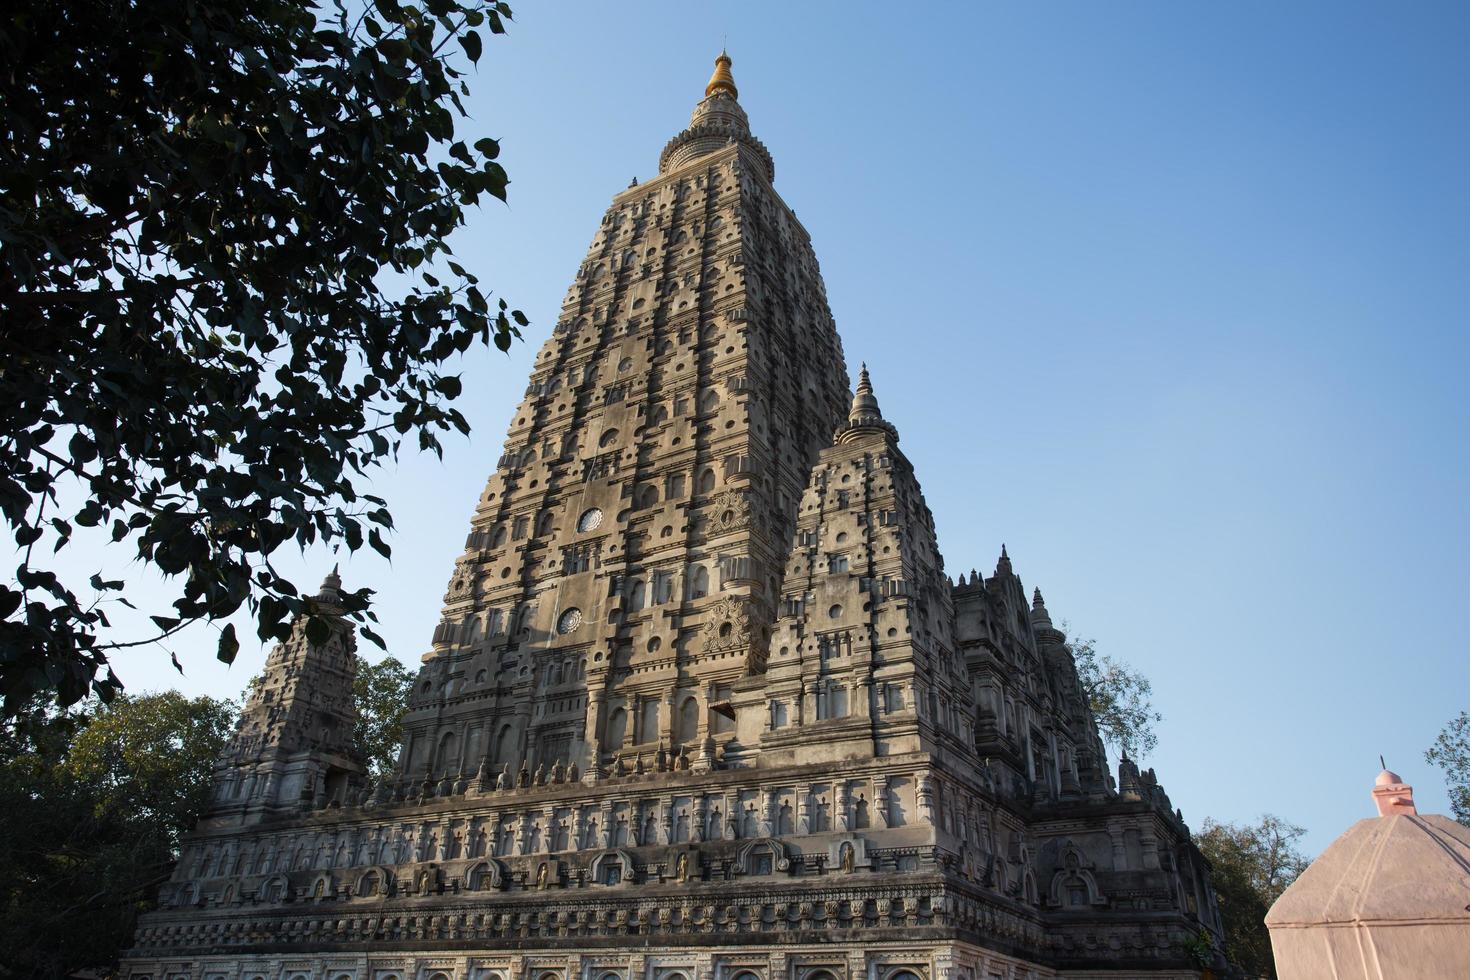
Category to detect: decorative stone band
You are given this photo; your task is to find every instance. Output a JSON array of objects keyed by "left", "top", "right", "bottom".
[{"left": 659, "top": 121, "right": 775, "bottom": 181}]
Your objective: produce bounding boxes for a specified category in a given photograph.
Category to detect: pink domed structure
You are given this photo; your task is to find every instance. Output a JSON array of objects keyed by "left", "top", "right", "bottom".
[{"left": 1265, "top": 769, "right": 1470, "bottom": 979}]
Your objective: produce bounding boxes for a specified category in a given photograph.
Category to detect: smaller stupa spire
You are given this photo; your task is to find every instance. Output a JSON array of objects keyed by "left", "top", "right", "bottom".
[
  {"left": 1030, "top": 586, "right": 1059, "bottom": 635},
  {"left": 317, "top": 563, "right": 343, "bottom": 603},
  {"left": 835, "top": 361, "right": 898, "bottom": 445},
  {"left": 705, "top": 50, "right": 738, "bottom": 100},
  {"left": 849, "top": 362, "right": 883, "bottom": 423}
]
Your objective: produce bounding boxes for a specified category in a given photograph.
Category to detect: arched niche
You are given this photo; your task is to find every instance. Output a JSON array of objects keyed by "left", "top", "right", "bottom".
[
  {"left": 465, "top": 858, "right": 506, "bottom": 891},
  {"left": 589, "top": 848, "right": 635, "bottom": 886},
  {"left": 737, "top": 838, "right": 790, "bottom": 877}
]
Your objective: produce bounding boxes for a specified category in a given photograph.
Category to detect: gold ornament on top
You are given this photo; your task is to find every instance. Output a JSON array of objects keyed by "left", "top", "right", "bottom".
[{"left": 705, "top": 51, "right": 738, "bottom": 99}]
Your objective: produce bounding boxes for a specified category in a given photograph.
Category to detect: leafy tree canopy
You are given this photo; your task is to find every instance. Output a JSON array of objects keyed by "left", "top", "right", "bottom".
[
  {"left": 0, "top": 691, "right": 236, "bottom": 977},
  {"left": 0, "top": 0, "right": 523, "bottom": 717},
  {"left": 1425, "top": 710, "right": 1470, "bottom": 826},
  {"left": 1066, "top": 629, "right": 1163, "bottom": 760},
  {"left": 1195, "top": 814, "right": 1310, "bottom": 978},
  {"left": 353, "top": 654, "right": 413, "bottom": 779}
]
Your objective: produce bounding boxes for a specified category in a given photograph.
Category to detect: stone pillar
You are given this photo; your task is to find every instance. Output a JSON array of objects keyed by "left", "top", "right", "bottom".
[
  {"left": 1108, "top": 823, "right": 1127, "bottom": 870},
  {"left": 917, "top": 773, "right": 936, "bottom": 825},
  {"left": 586, "top": 687, "right": 606, "bottom": 765},
  {"left": 797, "top": 787, "right": 811, "bottom": 835},
  {"left": 692, "top": 794, "right": 708, "bottom": 843},
  {"left": 874, "top": 776, "right": 890, "bottom": 829},
  {"left": 660, "top": 689, "right": 675, "bottom": 746},
  {"left": 516, "top": 813, "right": 532, "bottom": 856},
  {"left": 837, "top": 781, "right": 852, "bottom": 832},
  {"left": 1141, "top": 828, "right": 1161, "bottom": 870},
  {"left": 599, "top": 803, "right": 614, "bottom": 848},
  {"left": 572, "top": 805, "right": 588, "bottom": 851}
]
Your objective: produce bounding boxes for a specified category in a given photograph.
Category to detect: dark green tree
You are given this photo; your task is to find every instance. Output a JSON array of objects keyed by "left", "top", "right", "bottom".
[
  {"left": 1195, "top": 814, "right": 1311, "bottom": 978},
  {"left": 354, "top": 655, "right": 414, "bottom": 779},
  {"left": 0, "top": 691, "right": 237, "bottom": 977},
  {"left": 1425, "top": 710, "right": 1470, "bottom": 826},
  {"left": 0, "top": 0, "right": 523, "bottom": 717},
  {"left": 1066, "top": 629, "right": 1163, "bottom": 760}
]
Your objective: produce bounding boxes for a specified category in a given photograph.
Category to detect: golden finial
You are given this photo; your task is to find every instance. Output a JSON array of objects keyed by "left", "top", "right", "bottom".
[{"left": 705, "top": 50, "right": 738, "bottom": 100}]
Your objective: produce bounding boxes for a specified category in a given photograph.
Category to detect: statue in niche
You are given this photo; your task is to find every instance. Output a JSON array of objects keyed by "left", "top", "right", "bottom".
[
  {"left": 840, "top": 842, "right": 856, "bottom": 873},
  {"left": 674, "top": 852, "right": 689, "bottom": 882},
  {"left": 536, "top": 862, "right": 549, "bottom": 889},
  {"left": 551, "top": 759, "right": 565, "bottom": 784}
]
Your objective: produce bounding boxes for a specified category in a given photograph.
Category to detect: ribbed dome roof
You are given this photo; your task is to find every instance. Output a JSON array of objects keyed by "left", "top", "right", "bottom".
[{"left": 1265, "top": 813, "right": 1470, "bottom": 927}]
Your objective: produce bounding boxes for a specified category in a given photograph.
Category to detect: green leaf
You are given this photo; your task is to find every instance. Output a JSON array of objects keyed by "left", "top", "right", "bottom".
[
  {"left": 217, "top": 623, "right": 239, "bottom": 663},
  {"left": 304, "top": 615, "right": 331, "bottom": 646},
  {"left": 459, "top": 30, "right": 482, "bottom": 63}
]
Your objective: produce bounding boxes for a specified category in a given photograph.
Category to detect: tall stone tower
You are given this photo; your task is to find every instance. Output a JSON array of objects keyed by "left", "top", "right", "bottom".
[
  {"left": 126, "top": 55, "right": 1228, "bottom": 980},
  {"left": 397, "top": 50, "right": 849, "bottom": 791}
]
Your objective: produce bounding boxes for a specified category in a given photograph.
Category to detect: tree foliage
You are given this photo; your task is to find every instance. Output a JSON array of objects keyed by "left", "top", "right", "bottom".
[
  {"left": 1195, "top": 814, "right": 1310, "bottom": 979},
  {"left": 1067, "top": 630, "right": 1163, "bottom": 760},
  {"left": 1425, "top": 710, "right": 1470, "bottom": 826},
  {"left": 0, "top": 0, "right": 523, "bottom": 717},
  {"left": 354, "top": 654, "right": 413, "bottom": 779},
  {"left": 0, "top": 691, "right": 236, "bottom": 977}
]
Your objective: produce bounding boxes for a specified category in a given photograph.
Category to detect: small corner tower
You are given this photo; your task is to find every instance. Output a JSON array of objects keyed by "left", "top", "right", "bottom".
[
  {"left": 207, "top": 568, "right": 365, "bottom": 824},
  {"left": 762, "top": 366, "right": 976, "bottom": 766}
]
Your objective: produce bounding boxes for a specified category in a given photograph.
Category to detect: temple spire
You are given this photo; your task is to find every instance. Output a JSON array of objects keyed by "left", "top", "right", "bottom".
[
  {"left": 705, "top": 50, "right": 738, "bottom": 100},
  {"left": 835, "top": 362, "right": 898, "bottom": 444},
  {"left": 849, "top": 362, "right": 882, "bottom": 423},
  {"left": 318, "top": 563, "right": 343, "bottom": 602}
]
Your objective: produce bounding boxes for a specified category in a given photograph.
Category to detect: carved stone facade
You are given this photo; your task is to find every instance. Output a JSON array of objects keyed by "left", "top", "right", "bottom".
[{"left": 123, "top": 54, "right": 1227, "bottom": 980}]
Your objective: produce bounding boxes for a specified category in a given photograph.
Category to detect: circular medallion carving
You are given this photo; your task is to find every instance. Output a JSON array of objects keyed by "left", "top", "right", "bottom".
[
  {"left": 557, "top": 608, "right": 583, "bottom": 634},
  {"left": 576, "top": 508, "right": 604, "bottom": 532}
]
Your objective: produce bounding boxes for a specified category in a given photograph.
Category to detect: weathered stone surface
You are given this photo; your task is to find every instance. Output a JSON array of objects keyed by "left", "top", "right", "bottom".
[{"left": 122, "top": 55, "right": 1225, "bottom": 980}]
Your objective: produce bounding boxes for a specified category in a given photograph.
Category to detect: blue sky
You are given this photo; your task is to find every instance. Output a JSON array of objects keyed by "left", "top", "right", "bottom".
[{"left": 70, "top": 2, "right": 1469, "bottom": 854}]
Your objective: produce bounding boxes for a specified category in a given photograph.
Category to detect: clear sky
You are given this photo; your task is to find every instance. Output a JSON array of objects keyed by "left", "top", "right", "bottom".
[{"left": 56, "top": 2, "right": 1470, "bottom": 856}]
